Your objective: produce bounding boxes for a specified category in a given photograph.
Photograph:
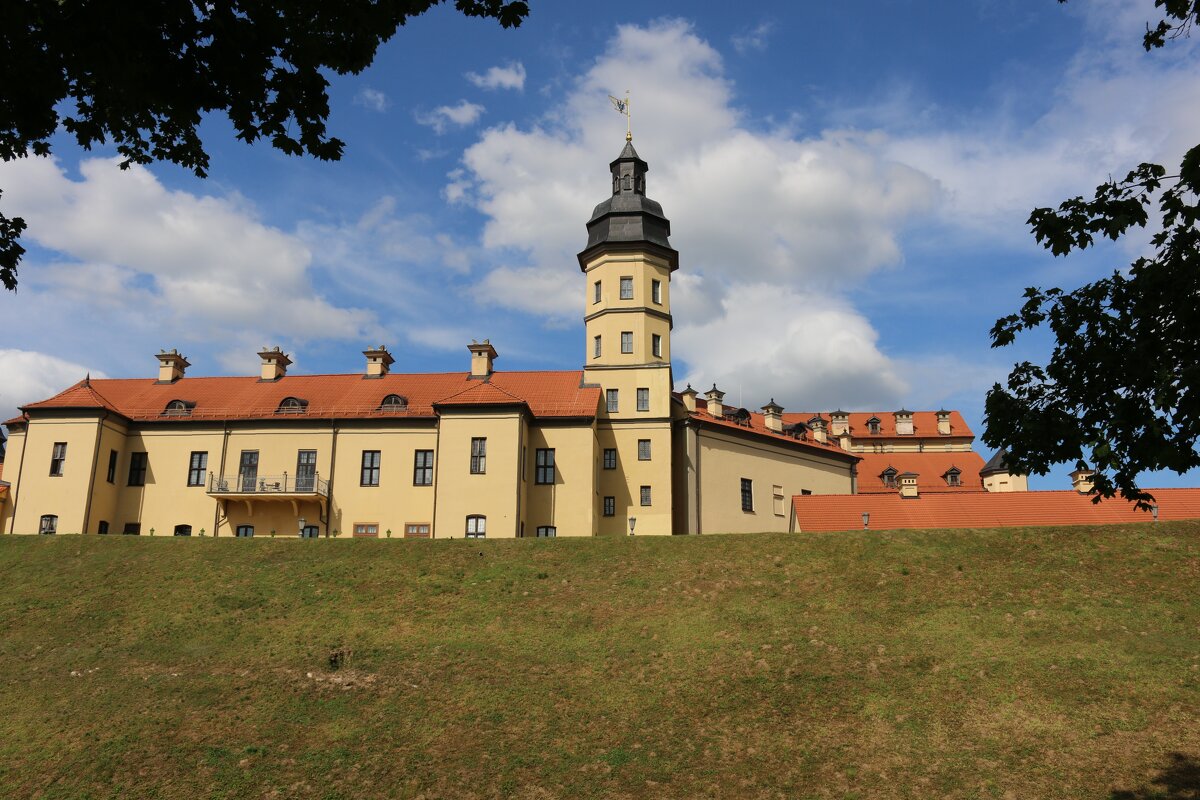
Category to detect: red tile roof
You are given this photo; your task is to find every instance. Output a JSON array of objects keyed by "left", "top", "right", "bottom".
[
  {"left": 14, "top": 371, "right": 599, "bottom": 423},
  {"left": 784, "top": 411, "right": 974, "bottom": 439},
  {"left": 686, "top": 399, "right": 858, "bottom": 460},
  {"left": 855, "top": 451, "right": 987, "bottom": 493},
  {"left": 792, "top": 488, "right": 1200, "bottom": 532}
]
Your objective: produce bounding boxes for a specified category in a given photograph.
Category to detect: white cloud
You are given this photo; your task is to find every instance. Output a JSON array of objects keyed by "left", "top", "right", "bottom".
[
  {"left": 415, "top": 101, "right": 485, "bottom": 134},
  {"left": 732, "top": 21, "right": 774, "bottom": 54},
  {"left": 0, "top": 156, "right": 377, "bottom": 374},
  {"left": 452, "top": 19, "right": 937, "bottom": 401},
  {"left": 466, "top": 62, "right": 527, "bottom": 91},
  {"left": 0, "top": 349, "right": 106, "bottom": 425},
  {"left": 354, "top": 87, "right": 390, "bottom": 112}
]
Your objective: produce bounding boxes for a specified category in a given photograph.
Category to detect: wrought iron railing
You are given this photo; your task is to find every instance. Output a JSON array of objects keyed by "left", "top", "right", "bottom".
[{"left": 207, "top": 472, "right": 328, "bottom": 497}]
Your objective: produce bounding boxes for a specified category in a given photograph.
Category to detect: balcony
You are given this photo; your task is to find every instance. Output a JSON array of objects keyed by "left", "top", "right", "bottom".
[{"left": 207, "top": 472, "right": 328, "bottom": 516}]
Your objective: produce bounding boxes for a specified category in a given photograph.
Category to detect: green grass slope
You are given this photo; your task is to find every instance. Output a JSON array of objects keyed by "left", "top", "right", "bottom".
[{"left": 1, "top": 524, "right": 1198, "bottom": 799}]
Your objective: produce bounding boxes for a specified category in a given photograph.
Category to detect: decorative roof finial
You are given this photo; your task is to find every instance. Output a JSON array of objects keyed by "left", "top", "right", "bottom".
[{"left": 608, "top": 89, "right": 631, "bottom": 141}]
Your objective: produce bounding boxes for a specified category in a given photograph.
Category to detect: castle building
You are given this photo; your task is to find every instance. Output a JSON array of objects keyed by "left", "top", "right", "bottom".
[{"left": 0, "top": 140, "right": 1013, "bottom": 538}]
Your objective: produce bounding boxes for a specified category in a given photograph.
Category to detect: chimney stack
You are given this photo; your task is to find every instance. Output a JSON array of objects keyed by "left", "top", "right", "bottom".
[
  {"left": 363, "top": 345, "right": 394, "bottom": 378},
  {"left": 894, "top": 409, "right": 914, "bottom": 435},
  {"left": 680, "top": 384, "right": 698, "bottom": 413},
  {"left": 899, "top": 472, "right": 919, "bottom": 499},
  {"left": 704, "top": 384, "right": 725, "bottom": 418},
  {"left": 808, "top": 414, "right": 828, "bottom": 443},
  {"left": 761, "top": 399, "right": 784, "bottom": 433},
  {"left": 830, "top": 410, "right": 850, "bottom": 436},
  {"left": 936, "top": 409, "right": 952, "bottom": 435},
  {"left": 1070, "top": 467, "right": 1095, "bottom": 494},
  {"left": 258, "top": 347, "right": 291, "bottom": 382},
  {"left": 155, "top": 349, "right": 190, "bottom": 383},
  {"left": 468, "top": 339, "right": 498, "bottom": 379}
]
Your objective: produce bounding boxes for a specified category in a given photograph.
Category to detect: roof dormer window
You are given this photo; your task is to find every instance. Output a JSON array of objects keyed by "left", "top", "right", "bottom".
[
  {"left": 867, "top": 416, "right": 882, "bottom": 435},
  {"left": 380, "top": 394, "right": 408, "bottom": 412},
  {"left": 276, "top": 397, "right": 308, "bottom": 414},
  {"left": 944, "top": 467, "right": 962, "bottom": 487},
  {"left": 162, "top": 399, "right": 194, "bottom": 417},
  {"left": 881, "top": 467, "right": 898, "bottom": 488}
]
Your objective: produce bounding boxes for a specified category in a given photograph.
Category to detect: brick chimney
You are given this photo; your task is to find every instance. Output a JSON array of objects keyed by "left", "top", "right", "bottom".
[
  {"left": 1070, "top": 467, "right": 1095, "bottom": 494},
  {"left": 705, "top": 384, "right": 725, "bottom": 418},
  {"left": 899, "top": 471, "right": 919, "bottom": 499},
  {"left": 258, "top": 347, "right": 291, "bottom": 381},
  {"left": 363, "top": 345, "right": 394, "bottom": 378},
  {"left": 468, "top": 340, "right": 498, "bottom": 379},
  {"left": 761, "top": 399, "right": 784, "bottom": 433},
  {"left": 155, "top": 349, "right": 190, "bottom": 383},
  {"left": 808, "top": 414, "right": 828, "bottom": 443},
  {"left": 936, "top": 409, "right": 952, "bottom": 435},
  {"left": 680, "top": 384, "right": 698, "bottom": 413}
]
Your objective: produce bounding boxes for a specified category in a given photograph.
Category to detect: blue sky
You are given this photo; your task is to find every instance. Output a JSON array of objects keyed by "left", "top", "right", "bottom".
[{"left": 2, "top": 0, "right": 1198, "bottom": 491}]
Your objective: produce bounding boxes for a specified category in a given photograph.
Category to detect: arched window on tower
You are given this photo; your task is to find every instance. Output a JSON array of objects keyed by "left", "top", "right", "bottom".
[{"left": 621, "top": 174, "right": 632, "bottom": 191}]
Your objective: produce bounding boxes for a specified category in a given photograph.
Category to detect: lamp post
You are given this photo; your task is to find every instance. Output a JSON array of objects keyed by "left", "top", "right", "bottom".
[
  {"left": 628, "top": 517, "right": 637, "bottom": 536},
  {"left": 298, "top": 517, "right": 306, "bottom": 538},
  {"left": 861, "top": 512, "right": 869, "bottom": 531},
  {"left": 1151, "top": 504, "right": 1159, "bottom": 522}
]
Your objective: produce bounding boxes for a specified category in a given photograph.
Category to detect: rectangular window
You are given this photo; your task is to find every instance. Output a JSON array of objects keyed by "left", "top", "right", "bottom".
[
  {"left": 123, "top": 522, "right": 142, "bottom": 535},
  {"left": 238, "top": 450, "right": 259, "bottom": 492},
  {"left": 49, "top": 442, "right": 67, "bottom": 476},
  {"left": 620, "top": 276, "right": 633, "bottom": 299},
  {"left": 296, "top": 450, "right": 317, "bottom": 492},
  {"left": 413, "top": 450, "right": 434, "bottom": 485},
  {"left": 361, "top": 450, "right": 381, "bottom": 486},
  {"left": 106, "top": 450, "right": 117, "bottom": 483},
  {"left": 640, "top": 485, "right": 652, "bottom": 506},
  {"left": 536, "top": 526, "right": 556, "bottom": 538},
  {"left": 620, "top": 331, "right": 633, "bottom": 354},
  {"left": 741, "top": 478, "right": 754, "bottom": 512},
  {"left": 39, "top": 515, "right": 57, "bottom": 535},
  {"left": 593, "top": 335, "right": 602, "bottom": 358},
  {"left": 235, "top": 525, "right": 254, "bottom": 538},
  {"left": 128, "top": 452, "right": 148, "bottom": 486},
  {"left": 594, "top": 280, "right": 601, "bottom": 304},
  {"left": 652, "top": 334, "right": 662, "bottom": 358},
  {"left": 470, "top": 437, "right": 487, "bottom": 474},
  {"left": 187, "top": 451, "right": 207, "bottom": 487},
  {"left": 606, "top": 389, "right": 619, "bottom": 413},
  {"left": 603, "top": 448, "right": 617, "bottom": 470},
  {"left": 773, "top": 485, "right": 785, "bottom": 517},
  {"left": 651, "top": 279, "right": 661, "bottom": 304},
  {"left": 353, "top": 523, "right": 379, "bottom": 537},
  {"left": 404, "top": 523, "right": 431, "bottom": 538},
  {"left": 97, "top": 520, "right": 109, "bottom": 535},
  {"left": 638, "top": 439, "right": 651, "bottom": 461},
  {"left": 603, "top": 496, "right": 615, "bottom": 517},
  {"left": 637, "top": 388, "right": 649, "bottom": 412},
  {"left": 535, "top": 448, "right": 556, "bottom": 485},
  {"left": 465, "top": 515, "right": 486, "bottom": 538}
]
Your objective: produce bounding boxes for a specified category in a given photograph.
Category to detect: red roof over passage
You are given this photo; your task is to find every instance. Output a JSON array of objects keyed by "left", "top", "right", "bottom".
[
  {"left": 855, "top": 451, "right": 987, "bottom": 493},
  {"left": 784, "top": 411, "right": 974, "bottom": 439},
  {"left": 11, "top": 371, "right": 599, "bottom": 424},
  {"left": 793, "top": 488, "right": 1200, "bottom": 532}
]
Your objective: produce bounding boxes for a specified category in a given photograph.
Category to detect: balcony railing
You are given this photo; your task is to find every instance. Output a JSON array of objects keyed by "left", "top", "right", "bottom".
[{"left": 207, "top": 472, "right": 328, "bottom": 497}]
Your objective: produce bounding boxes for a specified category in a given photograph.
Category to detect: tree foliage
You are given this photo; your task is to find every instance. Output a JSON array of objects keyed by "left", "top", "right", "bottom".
[
  {"left": 0, "top": 0, "right": 529, "bottom": 291},
  {"left": 983, "top": 0, "right": 1200, "bottom": 504}
]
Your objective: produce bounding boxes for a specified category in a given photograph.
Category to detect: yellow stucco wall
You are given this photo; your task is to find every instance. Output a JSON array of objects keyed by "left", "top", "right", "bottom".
[{"left": 982, "top": 472, "right": 1029, "bottom": 492}]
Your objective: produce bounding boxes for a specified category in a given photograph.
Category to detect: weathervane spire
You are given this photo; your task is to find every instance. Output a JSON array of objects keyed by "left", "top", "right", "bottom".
[{"left": 608, "top": 89, "right": 631, "bottom": 141}]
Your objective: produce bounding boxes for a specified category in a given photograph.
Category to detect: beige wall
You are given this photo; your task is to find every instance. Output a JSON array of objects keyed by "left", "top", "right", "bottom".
[
  {"left": 982, "top": 472, "right": 1029, "bottom": 493},
  {"left": 433, "top": 409, "right": 523, "bottom": 539},
  {"left": 523, "top": 423, "right": 597, "bottom": 537},
  {"left": 693, "top": 426, "right": 854, "bottom": 534},
  {"left": 6, "top": 415, "right": 99, "bottom": 534}
]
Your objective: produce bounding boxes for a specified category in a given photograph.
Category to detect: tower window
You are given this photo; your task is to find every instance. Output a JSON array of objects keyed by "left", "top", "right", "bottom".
[
  {"left": 49, "top": 442, "right": 67, "bottom": 476},
  {"left": 594, "top": 280, "right": 601, "bottom": 304},
  {"left": 637, "top": 388, "right": 649, "bottom": 412},
  {"left": 593, "top": 335, "right": 602, "bottom": 358},
  {"left": 651, "top": 280, "right": 661, "bottom": 304},
  {"left": 620, "top": 277, "right": 633, "bottom": 300},
  {"left": 606, "top": 389, "right": 619, "bottom": 413},
  {"left": 621, "top": 332, "right": 633, "bottom": 354},
  {"left": 652, "top": 334, "right": 662, "bottom": 358}
]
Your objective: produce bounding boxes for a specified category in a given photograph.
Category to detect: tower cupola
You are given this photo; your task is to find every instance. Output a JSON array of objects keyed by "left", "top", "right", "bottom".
[{"left": 577, "top": 140, "right": 678, "bottom": 270}]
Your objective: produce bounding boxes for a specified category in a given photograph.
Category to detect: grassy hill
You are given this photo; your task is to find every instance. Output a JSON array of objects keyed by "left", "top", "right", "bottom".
[{"left": 1, "top": 523, "right": 1198, "bottom": 800}]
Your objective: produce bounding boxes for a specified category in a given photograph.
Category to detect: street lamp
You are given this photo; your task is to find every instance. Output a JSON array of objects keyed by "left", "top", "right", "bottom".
[
  {"left": 1150, "top": 504, "right": 1159, "bottom": 522},
  {"left": 298, "top": 517, "right": 307, "bottom": 538},
  {"left": 628, "top": 517, "right": 637, "bottom": 536},
  {"left": 861, "top": 512, "right": 870, "bottom": 530}
]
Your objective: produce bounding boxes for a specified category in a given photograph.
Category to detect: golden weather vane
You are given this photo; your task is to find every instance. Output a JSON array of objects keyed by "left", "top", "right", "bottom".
[{"left": 608, "top": 90, "right": 631, "bottom": 141}]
